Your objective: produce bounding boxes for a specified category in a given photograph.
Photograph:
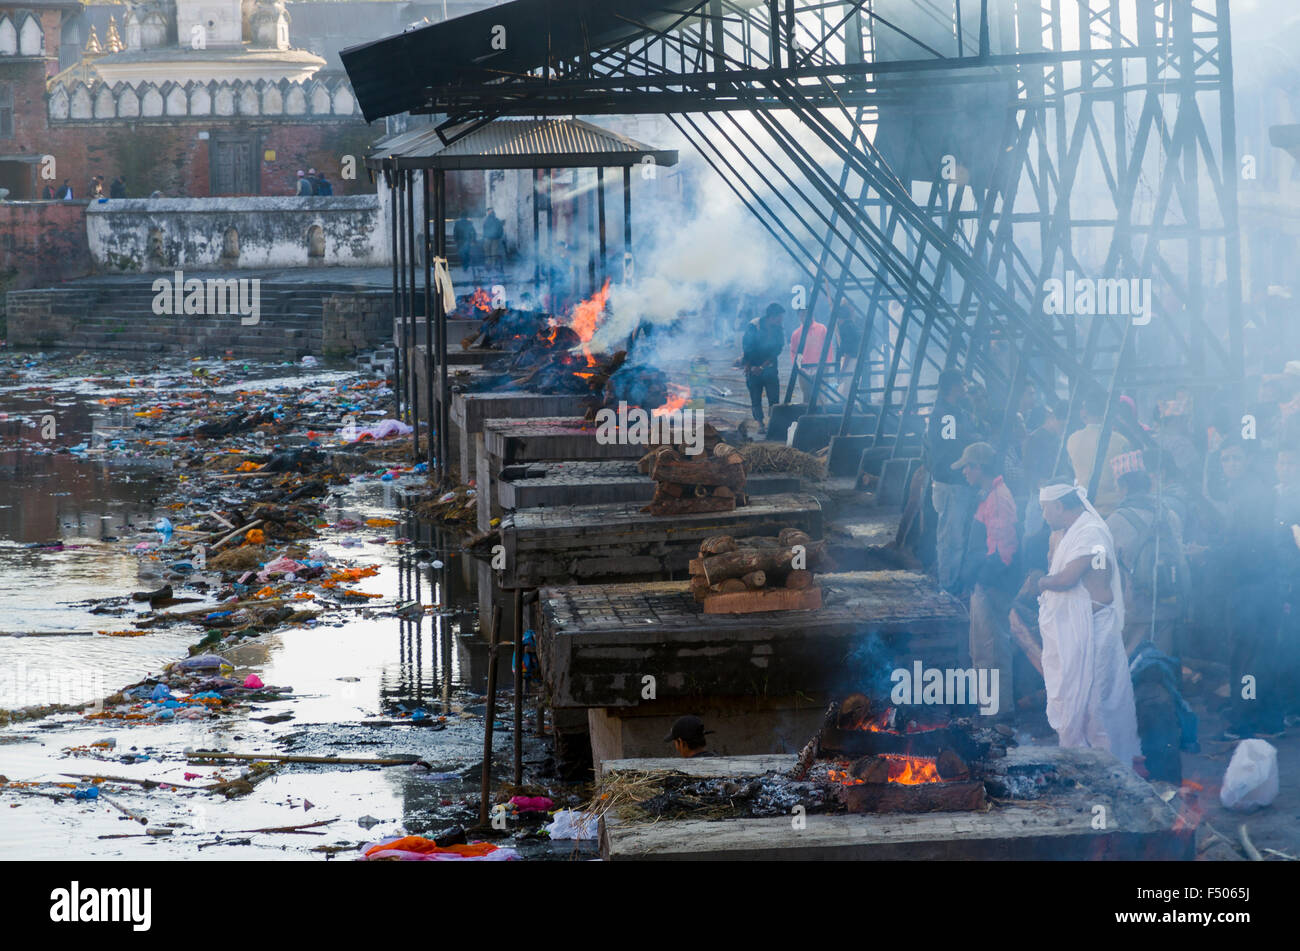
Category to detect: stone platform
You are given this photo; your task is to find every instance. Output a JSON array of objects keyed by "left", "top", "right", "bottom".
[
  {"left": 598, "top": 748, "right": 1194, "bottom": 861},
  {"left": 536, "top": 571, "right": 967, "bottom": 767}
]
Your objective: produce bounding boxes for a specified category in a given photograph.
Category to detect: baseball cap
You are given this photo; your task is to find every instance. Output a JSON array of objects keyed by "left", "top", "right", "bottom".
[
  {"left": 951, "top": 441, "right": 996, "bottom": 471},
  {"left": 663, "top": 715, "right": 713, "bottom": 745}
]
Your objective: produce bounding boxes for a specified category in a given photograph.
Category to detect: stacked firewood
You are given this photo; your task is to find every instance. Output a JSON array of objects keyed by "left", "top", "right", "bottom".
[
  {"left": 688, "top": 528, "right": 830, "bottom": 614},
  {"left": 638, "top": 425, "right": 746, "bottom": 516}
]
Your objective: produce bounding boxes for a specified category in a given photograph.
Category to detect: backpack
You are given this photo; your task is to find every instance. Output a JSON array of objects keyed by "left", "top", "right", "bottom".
[{"left": 1114, "top": 503, "right": 1186, "bottom": 607}]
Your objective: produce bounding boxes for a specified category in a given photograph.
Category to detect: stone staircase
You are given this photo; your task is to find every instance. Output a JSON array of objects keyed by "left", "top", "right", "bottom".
[{"left": 8, "top": 278, "right": 383, "bottom": 359}]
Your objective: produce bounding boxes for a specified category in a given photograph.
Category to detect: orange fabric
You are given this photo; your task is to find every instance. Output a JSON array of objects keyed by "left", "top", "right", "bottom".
[{"left": 365, "top": 837, "right": 498, "bottom": 858}]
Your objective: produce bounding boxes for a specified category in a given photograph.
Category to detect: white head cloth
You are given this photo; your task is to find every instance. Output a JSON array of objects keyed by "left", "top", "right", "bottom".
[{"left": 1038, "top": 481, "right": 1107, "bottom": 522}]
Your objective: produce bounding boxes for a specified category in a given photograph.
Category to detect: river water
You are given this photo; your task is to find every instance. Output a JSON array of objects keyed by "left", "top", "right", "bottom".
[{"left": 0, "top": 353, "right": 586, "bottom": 860}]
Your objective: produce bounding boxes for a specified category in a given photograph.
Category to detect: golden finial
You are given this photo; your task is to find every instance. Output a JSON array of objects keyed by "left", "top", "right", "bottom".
[
  {"left": 105, "top": 17, "right": 123, "bottom": 53},
  {"left": 84, "top": 25, "right": 102, "bottom": 55}
]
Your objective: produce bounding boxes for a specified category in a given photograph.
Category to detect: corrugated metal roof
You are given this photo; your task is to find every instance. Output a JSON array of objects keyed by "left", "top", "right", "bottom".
[
  {"left": 341, "top": 0, "right": 767, "bottom": 123},
  {"left": 366, "top": 118, "right": 678, "bottom": 170}
]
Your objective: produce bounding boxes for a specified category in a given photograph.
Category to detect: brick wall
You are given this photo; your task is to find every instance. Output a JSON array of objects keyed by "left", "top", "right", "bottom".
[{"left": 0, "top": 200, "right": 92, "bottom": 289}]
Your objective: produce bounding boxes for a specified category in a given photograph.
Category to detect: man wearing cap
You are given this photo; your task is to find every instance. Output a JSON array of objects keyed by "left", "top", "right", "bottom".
[
  {"left": 294, "top": 170, "right": 312, "bottom": 196},
  {"left": 1036, "top": 482, "right": 1140, "bottom": 768},
  {"left": 664, "top": 715, "right": 717, "bottom": 758},
  {"left": 954, "top": 442, "right": 1019, "bottom": 718}
]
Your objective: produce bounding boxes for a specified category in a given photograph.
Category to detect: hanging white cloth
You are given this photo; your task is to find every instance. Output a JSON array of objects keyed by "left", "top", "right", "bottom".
[
  {"left": 1037, "top": 483, "right": 1141, "bottom": 769},
  {"left": 433, "top": 257, "right": 456, "bottom": 315}
]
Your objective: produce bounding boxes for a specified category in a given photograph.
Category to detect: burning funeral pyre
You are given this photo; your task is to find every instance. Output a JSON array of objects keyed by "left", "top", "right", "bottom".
[
  {"left": 586, "top": 694, "right": 1059, "bottom": 826},
  {"left": 457, "top": 281, "right": 683, "bottom": 418}
]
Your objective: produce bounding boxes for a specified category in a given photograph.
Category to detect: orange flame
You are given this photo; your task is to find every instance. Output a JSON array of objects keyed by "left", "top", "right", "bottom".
[
  {"left": 828, "top": 754, "right": 942, "bottom": 787},
  {"left": 469, "top": 287, "right": 492, "bottom": 313},
  {"left": 567, "top": 278, "right": 612, "bottom": 366},
  {"left": 652, "top": 382, "right": 691, "bottom": 417}
]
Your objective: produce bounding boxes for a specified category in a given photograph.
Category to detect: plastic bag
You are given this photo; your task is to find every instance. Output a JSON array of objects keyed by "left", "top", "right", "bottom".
[
  {"left": 544, "top": 809, "right": 599, "bottom": 840},
  {"left": 1220, "top": 739, "right": 1279, "bottom": 811}
]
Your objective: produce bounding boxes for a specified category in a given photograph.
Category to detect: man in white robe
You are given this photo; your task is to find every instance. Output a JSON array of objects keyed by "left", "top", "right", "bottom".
[{"left": 1036, "top": 483, "right": 1141, "bottom": 769}]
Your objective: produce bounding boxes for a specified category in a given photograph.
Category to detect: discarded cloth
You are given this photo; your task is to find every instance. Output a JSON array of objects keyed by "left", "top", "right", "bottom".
[
  {"left": 360, "top": 836, "right": 517, "bottom": 861},
  {"left": 509, "top": 795, "right": 554, "bottom": 813}
]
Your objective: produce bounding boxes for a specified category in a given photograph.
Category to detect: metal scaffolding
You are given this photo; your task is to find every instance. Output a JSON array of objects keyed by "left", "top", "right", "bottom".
[{"left": 344, "top": 0, "right": 1243, "bottom": 494}]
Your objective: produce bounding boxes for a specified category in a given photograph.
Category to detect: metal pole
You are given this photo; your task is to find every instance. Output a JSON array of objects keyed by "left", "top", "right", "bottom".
[
  {"left": 477, "top": 602, "right": 502, "bottom": 829},
  {"left": 586, "top": 169, "right": 597, "bottom": 295},
  {"left": 623, "top": 165, "right": 631, "bottom": 273},
  {"left": 437, "top": 169, "right": 450, "bottom": 482},
  {"left": 597, "top": 166, "right": 607, "bottom": 283},
  {"left": 423, "top": 169, "right": 436, "bottom": 474},
  {"left": 406, "top": 169, "right": 419, "bottom": 460},
  {"left": 388, "top": 167, "right": 402, "bottom": 420},
  {"left": 546, "top": 168, "right": 555, "bottom": 308},
  {"left": 513, "top": 587, "right": 523, "bottom": 787},
  {"left": 396, "top": 171, "right": 409, "bottom": 424},
  {"left": 532, "top": 169, "right": 541, "bottom": 293}
]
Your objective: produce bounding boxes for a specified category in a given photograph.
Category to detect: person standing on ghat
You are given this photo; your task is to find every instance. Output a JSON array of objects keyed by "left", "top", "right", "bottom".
[
  {"left": 1036, "top": 482, "right": 1141, "bottom": 768},
  {"left": 926, "top": 369, "right": 981, "bottom": 593},
  {"left": 740, "top": 302, "right": 785, "bottom": 429}
]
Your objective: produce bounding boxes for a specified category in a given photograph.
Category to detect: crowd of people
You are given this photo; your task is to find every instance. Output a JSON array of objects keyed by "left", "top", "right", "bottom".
[
  {"left": 920, "top": 365, "right": 1300, "bottom": 775},
  {"left": 42, "top": 174, "right": 129, "bottom": 200},
  {"left": 293, "top": 168, "right": 334, "bottom": 196}
]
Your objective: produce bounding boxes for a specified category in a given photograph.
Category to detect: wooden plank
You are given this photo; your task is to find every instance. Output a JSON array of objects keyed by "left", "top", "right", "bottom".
[{"left": 702, "top": 585, "right": 823, "bottom": 615}]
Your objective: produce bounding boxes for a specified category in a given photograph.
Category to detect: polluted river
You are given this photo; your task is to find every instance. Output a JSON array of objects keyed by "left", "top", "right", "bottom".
[{"left": 0, "top": 351, "right": 597, "bottom": 861}]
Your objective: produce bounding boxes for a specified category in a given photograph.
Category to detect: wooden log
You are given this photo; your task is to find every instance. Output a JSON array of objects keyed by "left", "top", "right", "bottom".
[
  {"left": 936, "top": 749, "right": 971, "bottom": 782},
  {"left": 699, "top": 535, "right": 737, "bottom": 557},
  {"left": 784, "top": 569, "right": 814, "bottom": 590},
  {"left": 714, "top": 579, "right": 748, "bottom": 594},
  {"left": 779, "top": 527, "right": 813, "bottom": 549},
  {"left": 851, "top": 756, "right": 892, "bottom": 784},
  {"left": 657, "top": 481, "right": 685, "bottom": 498},
  {"left": 701, "top": 584, "right": 822, "bottom": 614},
  {"left": 187, "top": 751, "right": 420, "bottom": 766},
  {"left": 701, "top": 547, "right": 795, "bottom": 585},
  {"left": 713, "top": 442, "right": 744, "bottom": 465},
  {"left": 690, "top": 575, "right": 711, "bottom": 602},
  {"left": 839, "top": 779, "right": 986, "bottom": 814},
  {"left": 735, "top": 535, "right": 782, "bottom": 549},
  {"left": 712, "top": 485, "right": 736, "bottom": 500},
  {"left": 740, "top": 570, "right": 766, "bottom": 589},
  {"left": 650, "top": 457, "right": 746, "bottom": 488}
]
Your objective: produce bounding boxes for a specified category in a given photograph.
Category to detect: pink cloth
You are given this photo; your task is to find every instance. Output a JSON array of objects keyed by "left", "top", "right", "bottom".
[
  {"left": 243, "top": 674, "right": 264, "bottom": 689},
  {"left": 509, "top": 795, "right": 554, "bottom": 813},
  {"left": 975, "top": 476, "right": 1018, "bottom": 565},
  {"left": 789, "top": 322, "right": 835, "bottom": 365}
]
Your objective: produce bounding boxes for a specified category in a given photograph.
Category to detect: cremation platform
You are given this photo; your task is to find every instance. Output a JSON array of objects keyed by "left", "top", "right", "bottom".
[
  {"left": 500, "top": 492, "right": 823, "bottom": 587},
  {"left": 497, "top": 460, "right": 802, "bottom": 508},
  {"left": 476, "top": 415, "right": 650, "bottom": 529},
  {"left": 452, "top": 390, "right": 593, "bottom": 483},
  {"left": 598, "top": 748, "right": 1194, "bottom": 861},
  {"left": 536, "top": 571, "right": 967, "bottom": 767}
]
